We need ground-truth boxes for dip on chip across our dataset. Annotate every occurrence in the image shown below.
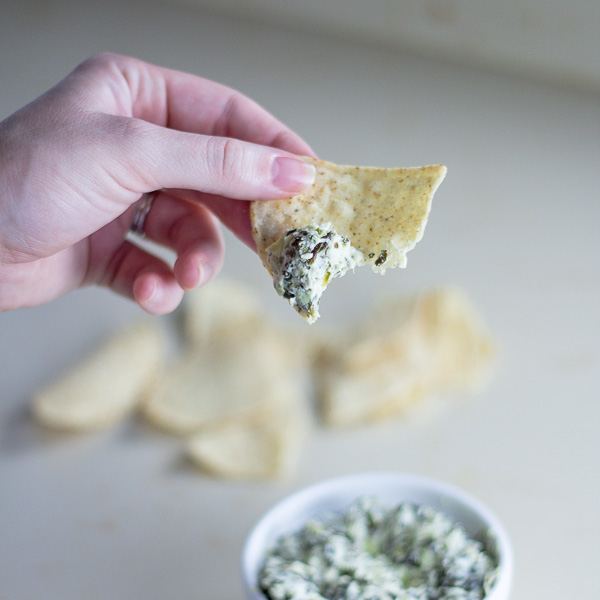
[251,158,447,323]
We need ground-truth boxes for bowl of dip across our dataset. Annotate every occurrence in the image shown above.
[242,472,513,600]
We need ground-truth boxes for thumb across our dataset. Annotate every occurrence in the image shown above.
[108,117,316,200]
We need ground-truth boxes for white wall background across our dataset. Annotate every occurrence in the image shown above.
[172,0,600,91]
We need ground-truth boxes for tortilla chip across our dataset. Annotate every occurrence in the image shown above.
[186,392,307,480]
[143,320,297,434]
[251,158,446,322]
[418,288,497,392]
[316,288,495,427]
[252,158,446,272]
[32,321,165,431]
[183,278,263,347]
[318,365,431,427]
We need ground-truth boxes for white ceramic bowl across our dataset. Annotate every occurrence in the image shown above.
[242,472,513,600]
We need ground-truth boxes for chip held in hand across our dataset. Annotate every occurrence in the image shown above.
[251,157,447,323]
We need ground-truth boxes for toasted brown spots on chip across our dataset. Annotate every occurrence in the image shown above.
[251,157,446,275]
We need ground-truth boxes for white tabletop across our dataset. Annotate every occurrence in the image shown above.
[1,1,599,599]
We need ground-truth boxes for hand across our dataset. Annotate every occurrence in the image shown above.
[0,53,316,314]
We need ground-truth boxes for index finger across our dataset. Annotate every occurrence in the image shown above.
[73,53,316,156]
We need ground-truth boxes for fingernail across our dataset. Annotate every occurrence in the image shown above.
[136,276,163,313]
[272,157,316,193]
[139,277,158,302]
[197,261,212,288]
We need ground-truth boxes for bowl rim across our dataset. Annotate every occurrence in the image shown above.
[242,471,513,600]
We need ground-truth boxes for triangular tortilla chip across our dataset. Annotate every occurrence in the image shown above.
[251,158,446,323]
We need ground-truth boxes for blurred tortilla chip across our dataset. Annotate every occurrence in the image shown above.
[317,288,496,427]
[32,321,165,431]
[143,320,299,434]
[186,392,307,480]
[183,278,264,347]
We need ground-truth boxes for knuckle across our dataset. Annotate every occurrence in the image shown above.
[121,116,151,140]
[92,116,161,191]
[76,53,144,83]
[111,116,154,147]
[205,136,245,184]
[86,51,118,65]
[77,52,120,75]
[270,129,297,152]
[97,115,154,155]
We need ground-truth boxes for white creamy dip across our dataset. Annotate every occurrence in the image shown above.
[258,497,499,600]
[266,224,363,323]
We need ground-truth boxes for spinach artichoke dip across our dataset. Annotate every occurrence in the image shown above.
[258,497,499,600]
[266,224,363,323]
